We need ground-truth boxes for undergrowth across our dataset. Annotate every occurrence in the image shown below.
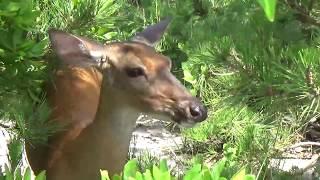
[0,0,320,179]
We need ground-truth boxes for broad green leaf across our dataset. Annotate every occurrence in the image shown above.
[183,164,202,180]
[143,170,153,180]
[34,171,46,180]
[23,168,31,180]
[257,0,277,22]
[231,167,246,180]
[100,170,111,180]
[104,32,118,40]
[123,160,138,178]
[135,172,143,180]
[183,68,196,84]
[201,168,212,180]
[111,174,121,180]
[219,178,227,180]
[14,168,22,180]
[244,175,256,180]
[28,39,48,57]
[152,165,161,180]
[1,2,21,13]
[159,159,168,172]
[4,164,13,180]
[210,159,226,179]
[231,167,256,180]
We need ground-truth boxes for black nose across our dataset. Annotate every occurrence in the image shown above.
[188,103,207,122]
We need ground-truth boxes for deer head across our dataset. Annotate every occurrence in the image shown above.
[48,18,207,127]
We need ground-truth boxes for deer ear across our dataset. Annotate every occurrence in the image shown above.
[131,17,172,47]
[49,29,107,67]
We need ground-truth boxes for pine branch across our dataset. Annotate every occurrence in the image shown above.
[283,0,320,27]
[308,0,315,12]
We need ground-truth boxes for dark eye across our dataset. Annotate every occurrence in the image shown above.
[125,67,145,78]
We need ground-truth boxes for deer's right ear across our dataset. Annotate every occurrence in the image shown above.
[131,17,172,47]
[49,29,107,67]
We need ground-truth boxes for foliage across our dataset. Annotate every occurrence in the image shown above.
[0,0,320,179]
[100,159,255,180]
[0,158,255,180]
[0,166,45,180]
[0,0,54,174]
[118,0,320,178]
[257,0,277,21]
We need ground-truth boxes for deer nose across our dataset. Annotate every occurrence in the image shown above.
[188,102,207,122]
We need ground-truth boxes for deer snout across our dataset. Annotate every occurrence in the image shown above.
[186,100,207,122]
[175,98,208,127]
[187,101,207,122]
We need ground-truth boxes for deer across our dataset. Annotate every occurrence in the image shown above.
[25,19,208,180]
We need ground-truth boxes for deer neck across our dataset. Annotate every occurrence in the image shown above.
[79,78,140,174]
[94,83,140,140]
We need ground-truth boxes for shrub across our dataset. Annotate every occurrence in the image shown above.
[101,159,255,180]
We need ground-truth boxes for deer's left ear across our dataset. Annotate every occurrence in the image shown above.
[48,29,109,68]
[131,17,172,47]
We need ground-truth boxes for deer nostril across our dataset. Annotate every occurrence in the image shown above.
[189,104,202,118]
[188,103,207,122]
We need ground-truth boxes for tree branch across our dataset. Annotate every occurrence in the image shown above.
[283,0,320,27]
[0,123,10,129]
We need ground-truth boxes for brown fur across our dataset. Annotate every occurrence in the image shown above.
[26,25,207,180]
[26,67,102,175]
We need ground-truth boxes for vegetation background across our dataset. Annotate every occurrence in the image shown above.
[0,0,319,179]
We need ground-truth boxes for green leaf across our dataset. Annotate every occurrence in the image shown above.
[14,168,22,180]
[4,164,13,180]
[257,0,277,22]
[135,172,143,180]
[201,168,211,180]
[23,168,31,180]
[183,164,202,180]
[219,178,227,180]
[28,39,47,57]
[231,167,246,180]
[100,170,111,180]
[34,171,46,180]
[210,159,226,180]
[231,167,256,180]
[183,68,196,84]
[123,160,138,178]
[244,175,256,180]
[159,159,168,172]
[104,32,118,40]
[111,174,121,180]
[152,165,161,180]
[143,170,153,180]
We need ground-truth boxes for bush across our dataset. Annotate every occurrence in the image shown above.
[1,0,320,179]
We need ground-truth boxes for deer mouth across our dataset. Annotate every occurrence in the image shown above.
[161,102,208,128]
[141,96,208,127]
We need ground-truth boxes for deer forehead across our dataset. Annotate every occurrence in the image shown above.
[107,42,172,72]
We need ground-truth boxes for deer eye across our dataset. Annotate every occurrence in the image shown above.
[125,67,145,78]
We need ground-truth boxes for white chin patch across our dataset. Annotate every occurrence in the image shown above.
[178,121,197,128]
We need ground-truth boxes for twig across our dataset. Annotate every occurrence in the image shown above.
[0,123,10,129]
[287,141,320,150]
[210,71,235,76]
[283,0,320,27]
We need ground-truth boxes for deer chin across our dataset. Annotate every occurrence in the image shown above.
[150,106,198,128]
[170,114,199,128]
[178,121,197,128]
[146,112,197,128]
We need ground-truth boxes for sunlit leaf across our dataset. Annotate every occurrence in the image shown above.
[257,0,277,22]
